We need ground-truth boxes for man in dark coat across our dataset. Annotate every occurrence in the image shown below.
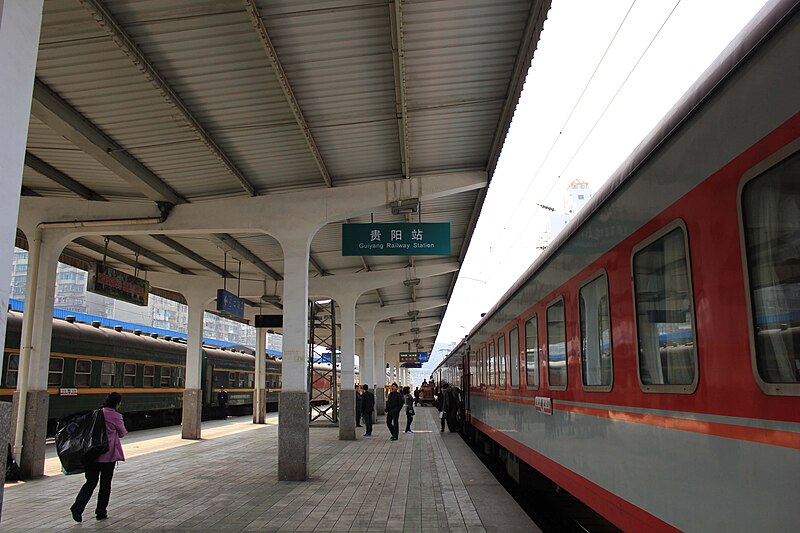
[355,385,363,427]
[360,384,375,436]
[385,382,404,441]
[413,387,421,406]
[217,385,229,419]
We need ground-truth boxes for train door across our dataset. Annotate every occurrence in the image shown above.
[463,347,471,420]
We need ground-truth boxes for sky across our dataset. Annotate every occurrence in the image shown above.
[423,0,770,377]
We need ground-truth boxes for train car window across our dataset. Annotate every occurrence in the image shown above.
[481,346,487,387]
[75,359,92,387]
[5,353,19,387]
[632,222,697,393]
[740,153,800,395]
[525,316,539,389]
[48,357,65,387]
[143,365,155,387]
[100,361,115,387]
[123,363,136,387]
[488,341,496,388]
[160,367,171,387]
[498,335,507,388]
[580,271,613,391]
[239,372,246,388]
[229,372,236,387]
[176,367,185,388]
[547,298,567,390]
[509,328,520,388]
[248,373,254,388]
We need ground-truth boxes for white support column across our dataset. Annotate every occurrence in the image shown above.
[16,234,59,478]
[1,0,44,487]
[276,237,311,481]
[253,327,266,424]
[337,295,357,440]
[182,295,207,440]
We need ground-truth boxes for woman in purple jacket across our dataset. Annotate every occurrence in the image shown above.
[70,392,127,522]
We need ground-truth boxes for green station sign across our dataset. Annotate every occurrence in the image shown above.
[399,352,420,363]
[342,223,450,256]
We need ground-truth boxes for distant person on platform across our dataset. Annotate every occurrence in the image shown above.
[361,384,375,436]
[413,386,421,407]
[218,385,229,419]
[442,383,459,432]
[403,386,416,433]
[385,383,404,441]
[421,379,428,387]
[70,392,127,523]
[355,384,363,427]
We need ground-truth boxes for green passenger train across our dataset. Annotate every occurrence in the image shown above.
[0,311,283,435]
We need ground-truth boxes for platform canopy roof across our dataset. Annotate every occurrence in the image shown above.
[19,0,550,350]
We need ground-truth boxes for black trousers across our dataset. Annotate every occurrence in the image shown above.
[72,461,115,516]
[355,405,362,426]
[363,411,373,435]
[386,409,400,438]
[405,413,414,432]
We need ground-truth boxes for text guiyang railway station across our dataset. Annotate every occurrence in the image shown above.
[342,223,450,256]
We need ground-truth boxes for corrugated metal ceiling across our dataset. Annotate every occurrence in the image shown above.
[21,0,551,347]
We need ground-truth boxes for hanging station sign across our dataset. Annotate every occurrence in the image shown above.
[87,263,149,306]
[216,289,245,319]
[342,223,451,256]
[399,352,420,363]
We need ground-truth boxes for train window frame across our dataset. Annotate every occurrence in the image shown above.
[5,352,19,387]
[631,219,699,394]
[509,327,520,389]
[176,367,185,388]
[546,296,568,391]
[488,341,496,388]
[143,365,155,387]
[579,269,614,392]
[497,334,507,388]
[100,361,115,387]
[75,359,92,387]
[738,148,800,396]
[160,367,171,387]
[123,363,137,387]
[48,356,65,387]
[481,345,487,388]
[524,314,540,390]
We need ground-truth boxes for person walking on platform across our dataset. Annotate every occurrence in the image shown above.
[217,385,229,419]
[70,392,127,522]
[437,383,450,432]
[386,382,404,440]
[413,386,421,407]
[355,385,363,427]
[403,386,415,433]
[361,384,375,436]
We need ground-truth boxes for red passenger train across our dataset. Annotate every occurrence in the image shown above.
[434,1,800,531]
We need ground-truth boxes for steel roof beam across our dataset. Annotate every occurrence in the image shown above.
[105,235,191,275]
[243,0,333,188]
[390,1,411,179]
[31,79,184,205]
[78,0,257,197]
[209,234,283,281]
[309,255,328,277]
[73,237,149,271]
[24,152,106,201]
[150,235,232,279]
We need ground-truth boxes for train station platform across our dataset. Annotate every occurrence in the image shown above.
[2,407,539,532]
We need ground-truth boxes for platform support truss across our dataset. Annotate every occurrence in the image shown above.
[308,300,338,423]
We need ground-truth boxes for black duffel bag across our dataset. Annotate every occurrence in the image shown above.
[55,409,109,475]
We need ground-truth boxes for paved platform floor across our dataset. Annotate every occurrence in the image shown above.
[2,407,539,532]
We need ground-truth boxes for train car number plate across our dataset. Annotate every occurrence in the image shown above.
[59,388,78,396]
[534,396,552,415]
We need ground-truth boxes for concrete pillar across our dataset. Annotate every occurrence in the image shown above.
[181,296,206,439]
[253,327,267,424]
[276,238,310,481]
[337,296,356,440]
[17,236,59,478]
[0,402,9,516]
[1,0,44,486]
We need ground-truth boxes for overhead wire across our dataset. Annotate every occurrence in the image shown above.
[479,0,683,285]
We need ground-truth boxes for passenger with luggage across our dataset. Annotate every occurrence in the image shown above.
[70,392,127,522]
[361,384,375,436]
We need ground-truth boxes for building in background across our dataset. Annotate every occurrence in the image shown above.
[9,248,262,347]
[538,179,593,249]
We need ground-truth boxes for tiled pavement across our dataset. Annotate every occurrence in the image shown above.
[2,407,538,532]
